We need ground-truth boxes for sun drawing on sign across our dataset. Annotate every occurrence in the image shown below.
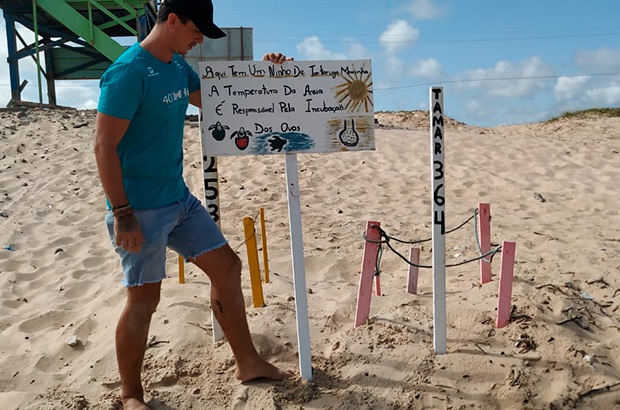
[333,65,373,113]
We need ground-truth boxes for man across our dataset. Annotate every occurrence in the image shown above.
[94,0,292,408]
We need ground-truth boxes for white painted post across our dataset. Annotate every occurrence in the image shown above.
[199,116,225,343]
[430,87,447,354]
[284,153,313,380]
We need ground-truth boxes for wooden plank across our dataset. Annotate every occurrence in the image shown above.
[354,221,381,328]
[496,241,516,328]
[243,217,265,308]
[478,203,492,284]
[407,247,420,295]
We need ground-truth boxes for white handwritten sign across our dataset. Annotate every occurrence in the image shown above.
[199,60,375,157]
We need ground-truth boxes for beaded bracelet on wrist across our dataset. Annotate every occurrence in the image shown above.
[111,203,131,211]
[112,206,133,217]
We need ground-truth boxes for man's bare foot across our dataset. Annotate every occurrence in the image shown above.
[123,397,152,410]
[235,358,294,382]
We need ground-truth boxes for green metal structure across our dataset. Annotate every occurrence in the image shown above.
[1,0,157,107]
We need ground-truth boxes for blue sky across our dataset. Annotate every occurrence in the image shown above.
[2,0,620,126]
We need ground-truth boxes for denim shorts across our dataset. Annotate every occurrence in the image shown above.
[105,191,228,287]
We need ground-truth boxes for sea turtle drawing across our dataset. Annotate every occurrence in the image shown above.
[268,135,288,152]
[208,121,230,141]
[231,127,252,150]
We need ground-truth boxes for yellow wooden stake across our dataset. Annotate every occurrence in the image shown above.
[259,208,270,283]
[243,216,265,307]
[178,255,185,284]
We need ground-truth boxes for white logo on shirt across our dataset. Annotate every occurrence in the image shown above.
[162,87,190,104]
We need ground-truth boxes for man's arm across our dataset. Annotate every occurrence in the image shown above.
[94,112,144,253]
[94,112,131,207]
[189,90,202,109]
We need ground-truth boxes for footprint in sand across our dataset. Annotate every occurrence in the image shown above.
[82,255,108,269]
[17,310,74,333]
[231,386,249,410]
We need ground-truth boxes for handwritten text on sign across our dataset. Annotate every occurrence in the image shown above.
[199,60,375,157]
[431,88,445,235]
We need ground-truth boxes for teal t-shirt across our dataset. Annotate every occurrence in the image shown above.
[98,43,201,210]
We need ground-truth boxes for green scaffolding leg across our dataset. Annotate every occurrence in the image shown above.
[35,0,127,62]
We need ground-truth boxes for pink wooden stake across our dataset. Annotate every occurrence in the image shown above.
[407,247,420,295]
[375,270,381,296]
[354,221,381,328]
[496,241,516,328]
[478,203,492,285]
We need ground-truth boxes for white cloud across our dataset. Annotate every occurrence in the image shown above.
[554,76,590,101]
[296,36,346,60]
[406,0,444,19]
[296,35,370,61]
[465,99,482,113]
[385,56,405,77]
[586,82,620,105]
[342,38,371,60]
[0,18,39,106]
[55,82,100,108]
[574,48,620,72]
[0,49,12,105]
[411,58,443,78]
[555,74,620,107]
[380,20,419,55]
[83,98,98,109]
[459,57,553,98]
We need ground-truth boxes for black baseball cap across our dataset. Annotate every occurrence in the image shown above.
[160,0,226,39]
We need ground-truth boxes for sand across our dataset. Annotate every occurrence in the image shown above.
[1,108,620,409]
